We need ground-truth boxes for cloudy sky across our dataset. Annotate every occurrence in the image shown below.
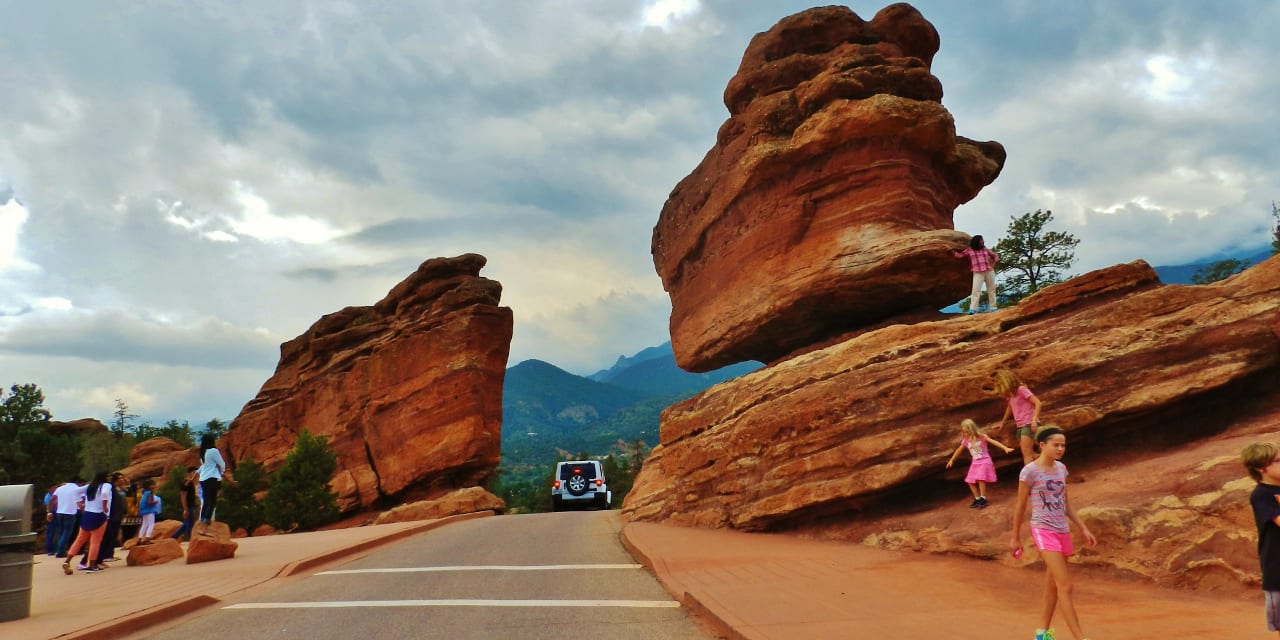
[2,1,1277,426]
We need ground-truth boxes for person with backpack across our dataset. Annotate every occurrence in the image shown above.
[136,478,162,544]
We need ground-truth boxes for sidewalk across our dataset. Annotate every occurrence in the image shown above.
[620,521,1260,640]
[6,512,491,640]
[6,513,1262,640]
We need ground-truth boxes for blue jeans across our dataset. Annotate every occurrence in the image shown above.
[171,511,195,540]
[45,517,60,554]
[53,513,77,556]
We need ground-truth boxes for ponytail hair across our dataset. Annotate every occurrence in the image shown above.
[199,433,217,463]
[85,470,109,502]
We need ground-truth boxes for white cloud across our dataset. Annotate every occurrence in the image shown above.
[0,0,1277,425]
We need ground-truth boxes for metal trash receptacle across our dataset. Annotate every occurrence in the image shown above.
[0,484,35,623]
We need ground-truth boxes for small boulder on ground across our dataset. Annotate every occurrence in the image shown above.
[127,538,184,566]
[186,521,238,564]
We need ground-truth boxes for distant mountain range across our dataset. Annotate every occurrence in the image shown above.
[501,343,759,468]
[1151,248,1271,284]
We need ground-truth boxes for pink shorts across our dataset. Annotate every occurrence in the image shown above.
[1030,528,1074,556]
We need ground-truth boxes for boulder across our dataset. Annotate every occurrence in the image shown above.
[372,486,505,525]
[251,524,276,537]
[127,538,184,566]
[186,521,238,564]
[652,4,1005,371]
[623,257,1280,537]
[221,254,513,512]
[117,438,197,483]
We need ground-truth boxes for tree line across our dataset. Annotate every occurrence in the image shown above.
[0,384,341,534]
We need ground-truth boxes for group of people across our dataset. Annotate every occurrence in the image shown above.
[42,434,229,574]
[947,362,1279,640]
[944,368,1094,640]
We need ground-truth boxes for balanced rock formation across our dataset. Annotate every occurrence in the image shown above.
[652,4,1005,372]
[623,256,1280,589]
[222,254,513,512]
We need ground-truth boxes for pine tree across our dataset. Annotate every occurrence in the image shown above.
[263,430,340,531]
[218,457,269,532]
[993,209,1080,304]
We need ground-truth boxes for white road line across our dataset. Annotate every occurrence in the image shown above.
[225,599,681,610]
[317,564,643,575]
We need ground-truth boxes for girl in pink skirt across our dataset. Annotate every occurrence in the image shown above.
[946,418,1014,508]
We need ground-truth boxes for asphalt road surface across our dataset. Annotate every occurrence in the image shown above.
[136,510,711,640]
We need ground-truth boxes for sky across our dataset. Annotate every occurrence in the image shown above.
[1,1,1277,426]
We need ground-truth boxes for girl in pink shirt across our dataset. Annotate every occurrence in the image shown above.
[994,369,1043,464]
[953,234,999,314]
[945,418,1014,508]
[1010,426,1097,640]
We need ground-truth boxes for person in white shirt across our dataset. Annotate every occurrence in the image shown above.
[51,477,86,557]
[196,434,227,535]
[62,471,113,573]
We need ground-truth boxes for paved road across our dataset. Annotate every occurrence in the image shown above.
[133,510,709,640]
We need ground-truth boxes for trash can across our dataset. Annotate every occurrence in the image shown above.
[0,484,35,623]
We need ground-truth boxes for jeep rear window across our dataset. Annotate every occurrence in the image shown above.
[559,464,597,480]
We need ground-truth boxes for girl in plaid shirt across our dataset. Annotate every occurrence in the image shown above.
[954,235,999,313]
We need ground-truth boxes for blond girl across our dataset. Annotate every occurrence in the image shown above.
[946,418,1014,508]
[994,369,1043,464]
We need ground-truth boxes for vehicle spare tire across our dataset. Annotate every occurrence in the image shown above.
[567,473,588,496]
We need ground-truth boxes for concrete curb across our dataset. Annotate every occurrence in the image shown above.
[64,595,221,640]
[63,510,495,640]
[618,522,745,640]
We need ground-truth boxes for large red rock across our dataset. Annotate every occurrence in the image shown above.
[653,4,1005,371]
[623,256,1280,591]
[221,254,513,512]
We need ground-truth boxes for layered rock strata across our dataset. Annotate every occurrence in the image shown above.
[624,258,1280,540]
[221,254,513,512]
[652,4,1005,371]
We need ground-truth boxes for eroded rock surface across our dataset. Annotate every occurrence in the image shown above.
[653,4,1005,371]
[371,486,505,525]
[222,254,513,512]
[624,257,1280,590]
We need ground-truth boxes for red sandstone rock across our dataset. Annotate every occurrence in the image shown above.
[653,4,1005,371]
[221,254,513,512]
[623,257,1280,592]
[186,521,238,564]
[126,538,184,566]
[48,418,107,436]
[251,524,276,537]
[371,486,506,525]
[117,437,197,483]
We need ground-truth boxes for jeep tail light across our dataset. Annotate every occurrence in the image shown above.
[595,479,603,486]
[553,480,561,489]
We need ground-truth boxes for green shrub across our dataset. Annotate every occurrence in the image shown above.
[263,430,340,531]
[219,458,268,532]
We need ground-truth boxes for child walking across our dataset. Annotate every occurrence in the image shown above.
[946,418,1015,508]
[953,234,999,313]
[1242,441,1280,638]
[994,369,1043,464]
[1010,426,1097,640]
[137,478,161,544]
